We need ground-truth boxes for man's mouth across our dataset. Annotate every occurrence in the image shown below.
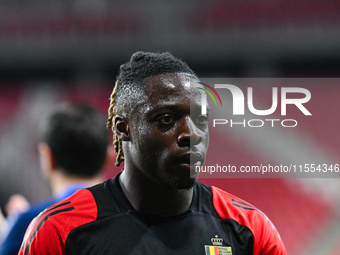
[178,153,203,168]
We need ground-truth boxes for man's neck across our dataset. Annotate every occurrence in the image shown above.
[119,169,194,215]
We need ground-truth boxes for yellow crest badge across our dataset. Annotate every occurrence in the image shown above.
[205,235,232,255]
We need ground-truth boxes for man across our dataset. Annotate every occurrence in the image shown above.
[19,52,287,254]
[0,103,111,255]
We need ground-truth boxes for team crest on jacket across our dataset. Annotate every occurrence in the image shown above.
[205,235,232,255]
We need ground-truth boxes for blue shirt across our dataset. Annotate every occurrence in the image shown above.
[0,184,89,255]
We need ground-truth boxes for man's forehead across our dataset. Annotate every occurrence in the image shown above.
[128,73,203,116]
[143,73,200,94]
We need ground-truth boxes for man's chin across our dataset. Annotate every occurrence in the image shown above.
[164,178,198,190]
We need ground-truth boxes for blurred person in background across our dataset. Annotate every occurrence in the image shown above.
[4,195,30,217]
[0,103,112,255]
[0,209,4,243]
[0,195,29,247]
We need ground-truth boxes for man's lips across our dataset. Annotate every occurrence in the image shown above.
[178,153,203,166]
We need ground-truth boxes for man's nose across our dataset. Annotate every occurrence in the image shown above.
[177,116,202,147]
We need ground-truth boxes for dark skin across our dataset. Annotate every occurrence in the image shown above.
[115,73,209,215]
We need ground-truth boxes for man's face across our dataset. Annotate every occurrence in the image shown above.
[127,73,209,189]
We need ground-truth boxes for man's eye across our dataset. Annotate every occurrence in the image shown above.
[158,115,174,125]
[197,115,208,124]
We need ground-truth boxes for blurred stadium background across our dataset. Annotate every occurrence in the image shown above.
[0,0,340,254]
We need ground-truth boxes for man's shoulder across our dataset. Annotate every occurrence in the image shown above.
[195,182,259,221]
[22,199,57,220]
[19,188,99,255]
[17,184,101,239]
[209,185,274,229]
[36,187,99,228]
[210,185,258,218]
[196,183,258,219]
[208,185,286,254]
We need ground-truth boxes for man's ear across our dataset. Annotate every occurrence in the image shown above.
[114,115,130,141]
[38,143,57,178]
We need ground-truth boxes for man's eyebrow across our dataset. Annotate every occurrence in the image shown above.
[147,104,183,113]
[146,103,210,116]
